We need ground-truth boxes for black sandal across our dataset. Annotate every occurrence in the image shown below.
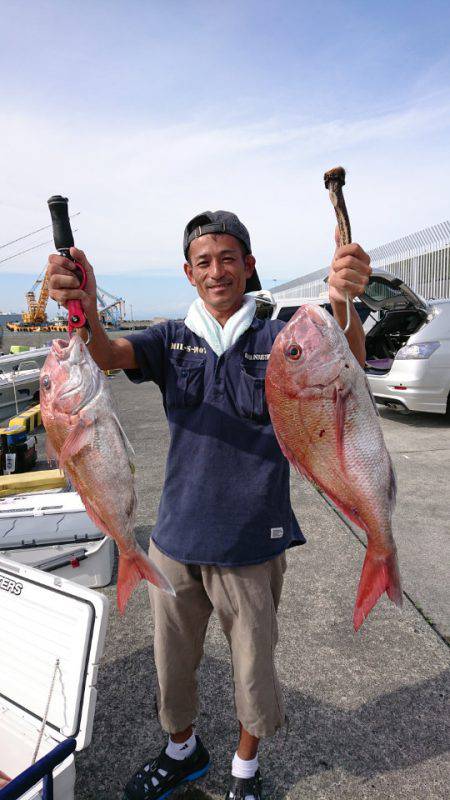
[123,736,210,800]
[225,769,263,800]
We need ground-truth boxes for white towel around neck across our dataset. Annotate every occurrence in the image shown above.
[184,296,257,356]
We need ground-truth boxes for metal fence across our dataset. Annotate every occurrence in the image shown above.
[272,221,450,301]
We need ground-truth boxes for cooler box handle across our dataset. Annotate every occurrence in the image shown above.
[0,737,76,799]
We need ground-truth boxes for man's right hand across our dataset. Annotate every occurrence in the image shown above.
[47,247,97,320]
[47,247,138,371]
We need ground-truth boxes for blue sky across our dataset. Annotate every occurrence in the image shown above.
[1,1,449,318]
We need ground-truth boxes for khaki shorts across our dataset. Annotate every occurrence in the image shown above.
[148,541,287,738]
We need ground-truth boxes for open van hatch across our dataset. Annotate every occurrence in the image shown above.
[359,270,431,375]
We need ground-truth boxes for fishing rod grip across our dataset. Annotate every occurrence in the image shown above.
[47,195,74,253]
[47,195,88,332]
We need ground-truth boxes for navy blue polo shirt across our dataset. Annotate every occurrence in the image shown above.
[124,317,305,566]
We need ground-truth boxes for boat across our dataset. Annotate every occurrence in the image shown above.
[0,366,41,423]
[0,345,50,374]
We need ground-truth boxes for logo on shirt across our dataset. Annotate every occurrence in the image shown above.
[171,342,207,355]
[244,352,270,361]
[270,527,284,539]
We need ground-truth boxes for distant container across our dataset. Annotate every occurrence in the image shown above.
[10,345,32,354]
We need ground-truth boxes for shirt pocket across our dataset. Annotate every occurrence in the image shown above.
[236,365,270,424]
[166,359,206,409]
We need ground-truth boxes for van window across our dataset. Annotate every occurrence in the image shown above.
[275,301,371,325]
[255,302,274,320]
[277,306,301,322]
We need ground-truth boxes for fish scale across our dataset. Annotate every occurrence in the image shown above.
[266,304,402,630]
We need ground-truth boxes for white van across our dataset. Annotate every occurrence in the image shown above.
[256,272,450,415]
[358,271,450,415]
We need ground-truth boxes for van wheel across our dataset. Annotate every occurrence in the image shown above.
[445,393,450,417]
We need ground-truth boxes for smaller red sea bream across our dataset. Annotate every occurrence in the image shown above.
[266,304,402,630]
[40,335,174,612]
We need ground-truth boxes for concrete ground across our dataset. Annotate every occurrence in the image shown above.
[55,373,449,800]
[4,320,447,800]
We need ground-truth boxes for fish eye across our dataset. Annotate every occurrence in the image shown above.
[286,343,302,361]
[42,375,51,390]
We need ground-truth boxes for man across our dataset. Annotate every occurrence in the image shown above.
[47,211,371,800]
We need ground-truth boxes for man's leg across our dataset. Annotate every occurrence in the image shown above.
[237,722,259,759]
[122,543,213,800]
[204,553,287,799]
[149,542,213,734]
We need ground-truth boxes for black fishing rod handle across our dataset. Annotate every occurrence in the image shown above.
[47,195,74,256]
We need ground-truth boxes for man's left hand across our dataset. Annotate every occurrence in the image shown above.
[328,227,371,304]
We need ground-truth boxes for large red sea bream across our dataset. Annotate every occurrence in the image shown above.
[266,305,402,630]
[40,335,174,612]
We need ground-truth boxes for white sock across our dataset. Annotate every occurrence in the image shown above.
[231,752,259,800]
[165,731,197,761]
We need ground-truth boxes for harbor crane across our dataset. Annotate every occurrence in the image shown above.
[24,272,50,325]
[96,286,126,328]
[7,269,50,330]
[7,273,126,332]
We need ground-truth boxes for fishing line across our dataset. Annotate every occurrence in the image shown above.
[0,230,79,265]
[0,213,80,250]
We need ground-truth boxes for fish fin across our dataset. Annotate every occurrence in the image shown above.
[112,413,135,461]
[333,385,352,475]
[322,489,370,533]
[117,545,175,614]
[363,374,380,416]
[272,430,306,476]
[353,547,403,631]
[59,417,94,467]
[77,494,110,539]
[388,457,397,510]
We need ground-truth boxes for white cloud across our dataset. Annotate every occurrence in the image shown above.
[1,95,449,290]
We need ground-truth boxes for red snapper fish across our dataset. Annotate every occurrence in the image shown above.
[40,335,174,612]
[266,305,402,630]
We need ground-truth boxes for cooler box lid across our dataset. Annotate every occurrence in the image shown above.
[0,555,109,751]
[0,491,101,548]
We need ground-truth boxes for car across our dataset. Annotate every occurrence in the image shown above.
[359,271,450,415]
[255,271,450,415]
[255,291,377,333]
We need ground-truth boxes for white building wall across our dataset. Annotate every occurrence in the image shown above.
[272,221,450,301]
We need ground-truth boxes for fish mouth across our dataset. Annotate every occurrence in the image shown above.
[52,337,75,361]
[306,305,328,326]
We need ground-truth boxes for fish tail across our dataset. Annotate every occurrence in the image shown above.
[353,546,403,631]
[117,545,175,614]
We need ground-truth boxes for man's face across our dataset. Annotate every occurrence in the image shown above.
[184,234,256,317]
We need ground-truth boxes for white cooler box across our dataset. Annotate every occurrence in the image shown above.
[0,556,109,799]
[0,491,115,588]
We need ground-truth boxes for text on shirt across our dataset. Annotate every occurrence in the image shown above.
[171,342,207,355]
[244,352,270,361]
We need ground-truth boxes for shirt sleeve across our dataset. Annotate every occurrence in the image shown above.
[122,323,167,387]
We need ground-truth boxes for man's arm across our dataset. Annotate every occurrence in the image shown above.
[328,229,371,368]
[46,247,137,370]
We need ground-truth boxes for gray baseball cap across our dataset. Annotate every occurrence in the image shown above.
[183,210,261,292]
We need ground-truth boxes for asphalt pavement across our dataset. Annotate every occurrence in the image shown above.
[60,372,449,800]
